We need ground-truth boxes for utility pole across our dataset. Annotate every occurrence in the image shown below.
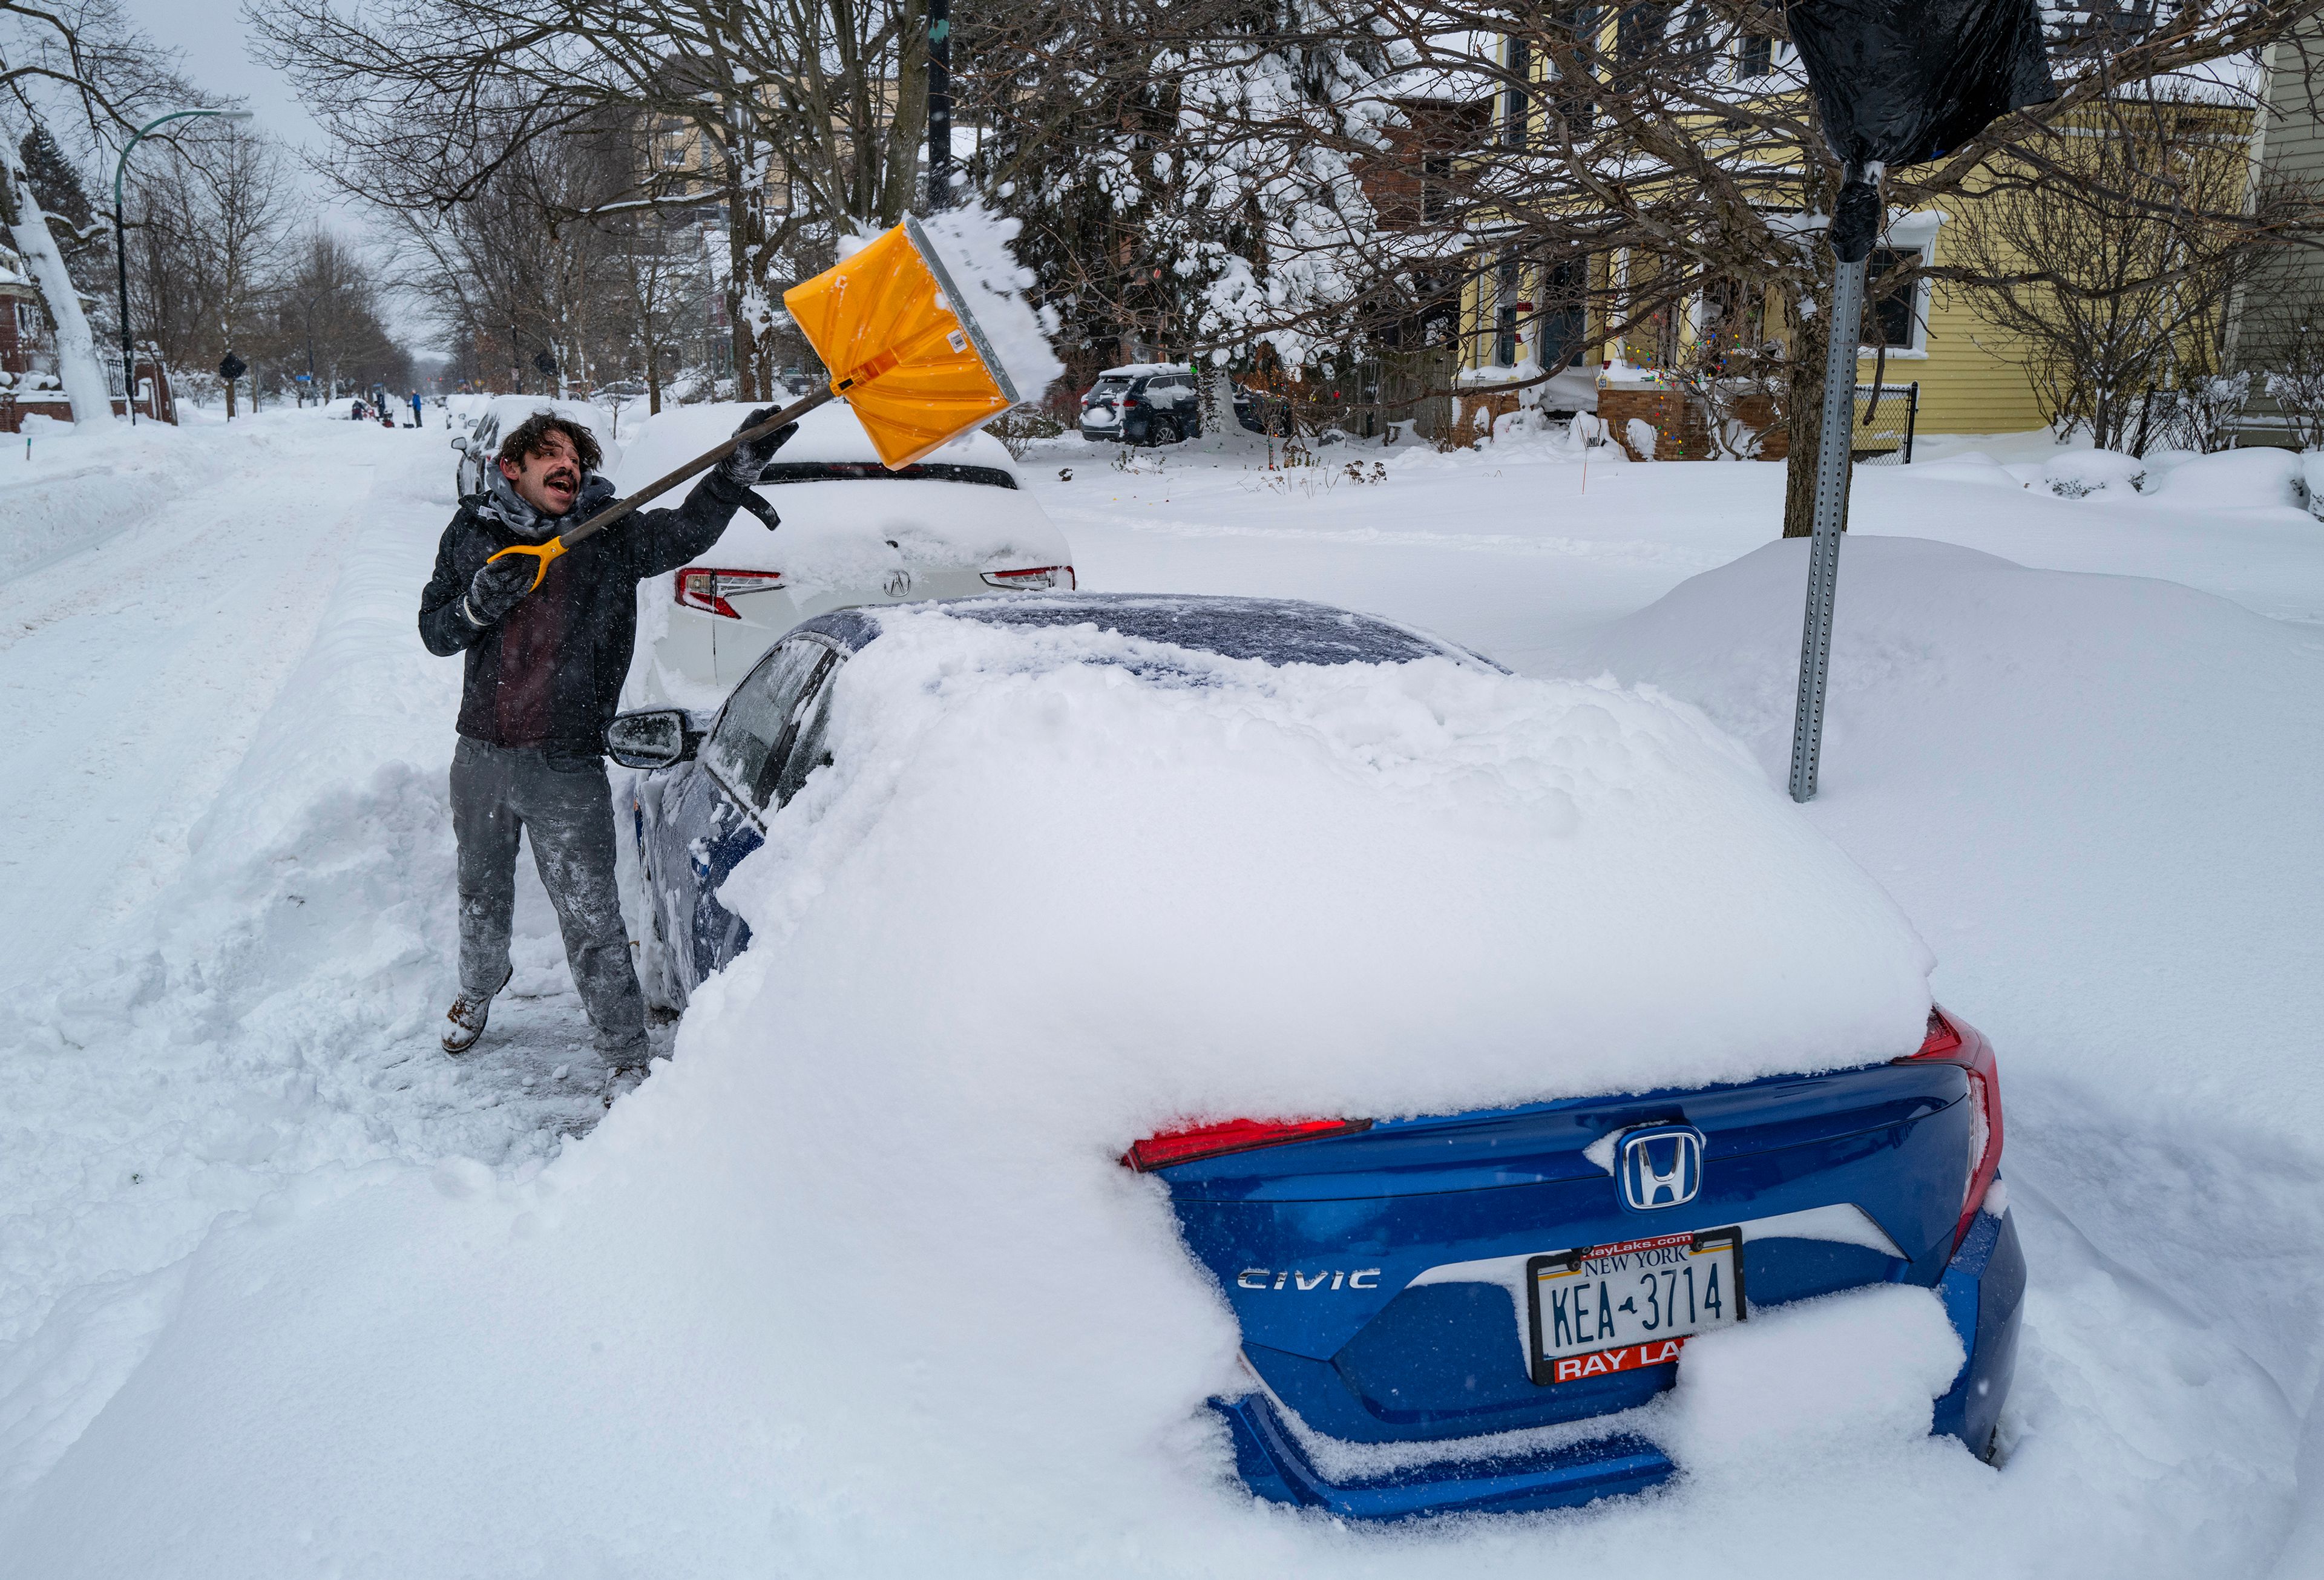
[927,0,952,210]
[510,323,522,394]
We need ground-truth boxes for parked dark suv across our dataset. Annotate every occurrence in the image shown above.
[1078,364,1204,445]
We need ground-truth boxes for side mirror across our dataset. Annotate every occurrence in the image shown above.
[450,435,470,453]
[605,709,699,770]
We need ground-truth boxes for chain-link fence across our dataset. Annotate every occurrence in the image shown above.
[1853,381,1919,464]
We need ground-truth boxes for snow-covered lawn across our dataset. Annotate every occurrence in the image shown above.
[0,412,2315,1575]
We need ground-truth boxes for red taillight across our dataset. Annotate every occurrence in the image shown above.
[1124,1116,1371,1173]
[980,565,1077,592]
[675,566,786,619]
[1897,1008,2003,1252]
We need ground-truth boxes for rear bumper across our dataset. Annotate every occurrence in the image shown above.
[1213,1202,2025,1521]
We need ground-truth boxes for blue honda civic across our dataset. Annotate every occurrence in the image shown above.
[606,592,2023,1523]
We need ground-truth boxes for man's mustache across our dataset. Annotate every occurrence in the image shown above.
[544,468,578,491]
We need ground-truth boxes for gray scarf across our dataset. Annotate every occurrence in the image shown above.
[481,467,618,540]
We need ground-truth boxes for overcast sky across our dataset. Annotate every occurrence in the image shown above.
[116,0,436,348]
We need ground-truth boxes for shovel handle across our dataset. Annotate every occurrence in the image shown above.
[485,534,568,593]
[562,385,838,551]
[482,385,842,591]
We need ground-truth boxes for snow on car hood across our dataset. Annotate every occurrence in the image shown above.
[1,606,1940,1576]
[612,402,1059,591]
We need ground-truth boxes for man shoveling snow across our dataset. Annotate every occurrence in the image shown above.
[418,408,795,1069]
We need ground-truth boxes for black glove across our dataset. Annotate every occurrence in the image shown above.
[465,552,540,626]
[718,406,798,486]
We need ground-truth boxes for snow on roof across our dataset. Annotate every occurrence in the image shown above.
[1094,362,1192,378]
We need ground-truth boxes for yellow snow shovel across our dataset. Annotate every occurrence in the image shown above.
[486,214,1025,591]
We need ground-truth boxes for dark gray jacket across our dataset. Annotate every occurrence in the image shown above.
[418,470,750,759]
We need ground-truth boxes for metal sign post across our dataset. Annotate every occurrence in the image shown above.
[1786,204,1872,804]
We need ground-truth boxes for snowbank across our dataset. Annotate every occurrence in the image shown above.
[2038,449,2144,497]
[0,605,1945,1575]
[0,414,274,582]
[1574,534,2324,1573]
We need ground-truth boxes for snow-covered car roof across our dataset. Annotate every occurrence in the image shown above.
[1092,362,1192,380]
[471,395,619,451]
[719,593,1934,1111]
[618,399,1019,477]
[612,401,1055,588]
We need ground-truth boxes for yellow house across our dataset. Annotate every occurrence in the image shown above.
[1442,30,2215,450]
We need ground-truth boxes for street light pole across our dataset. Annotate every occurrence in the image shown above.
[927,0,952,211]
[113,108,254,425]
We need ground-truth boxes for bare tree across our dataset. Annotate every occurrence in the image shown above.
[264,227,413,398]
[1337,0,2324,531]
[125,121,292,411]
[2253,278,2324,448]
[253,0,934,401]
[1937,87,2288,452]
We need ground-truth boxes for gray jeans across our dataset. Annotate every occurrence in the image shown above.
[450,737,649,1064]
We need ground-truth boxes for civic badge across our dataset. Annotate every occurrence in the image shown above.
[1617,1125,1705,1212]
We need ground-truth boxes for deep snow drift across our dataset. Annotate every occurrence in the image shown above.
[2,409,2317,1576]
[1,603,1951,1577]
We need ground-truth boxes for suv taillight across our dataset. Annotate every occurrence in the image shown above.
[1897,1008,2003,1253]
[981,565,1076,591]
[675,567,786,618]
[1124,1117,1371,1172]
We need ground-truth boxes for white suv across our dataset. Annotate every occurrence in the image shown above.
[618,402,1074,711]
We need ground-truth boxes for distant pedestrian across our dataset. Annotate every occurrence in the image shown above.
[411,391,424,427]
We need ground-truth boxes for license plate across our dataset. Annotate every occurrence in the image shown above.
[1526,1227,1745,1385]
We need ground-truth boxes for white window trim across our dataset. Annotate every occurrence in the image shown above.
[1857,211,1944,358]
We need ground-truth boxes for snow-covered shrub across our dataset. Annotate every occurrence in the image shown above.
[2040,450,2145,498]
[984,407,1065,459]
[2141,446,2303,510]
[1626,416,1659,460]
[1492,405,1556,442]
[2145,373,2251,454]
[2301,451,2324,520]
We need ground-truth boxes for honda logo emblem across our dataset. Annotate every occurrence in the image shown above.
[1617,1126,1705,1212]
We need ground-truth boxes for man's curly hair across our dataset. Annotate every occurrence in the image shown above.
[496,411,602,474]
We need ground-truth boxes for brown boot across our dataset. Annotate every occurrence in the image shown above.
[441,965,513,1054]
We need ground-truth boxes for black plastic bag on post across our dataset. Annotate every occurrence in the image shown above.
[1786,0,2057,257]
[1780,0,2055,802]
